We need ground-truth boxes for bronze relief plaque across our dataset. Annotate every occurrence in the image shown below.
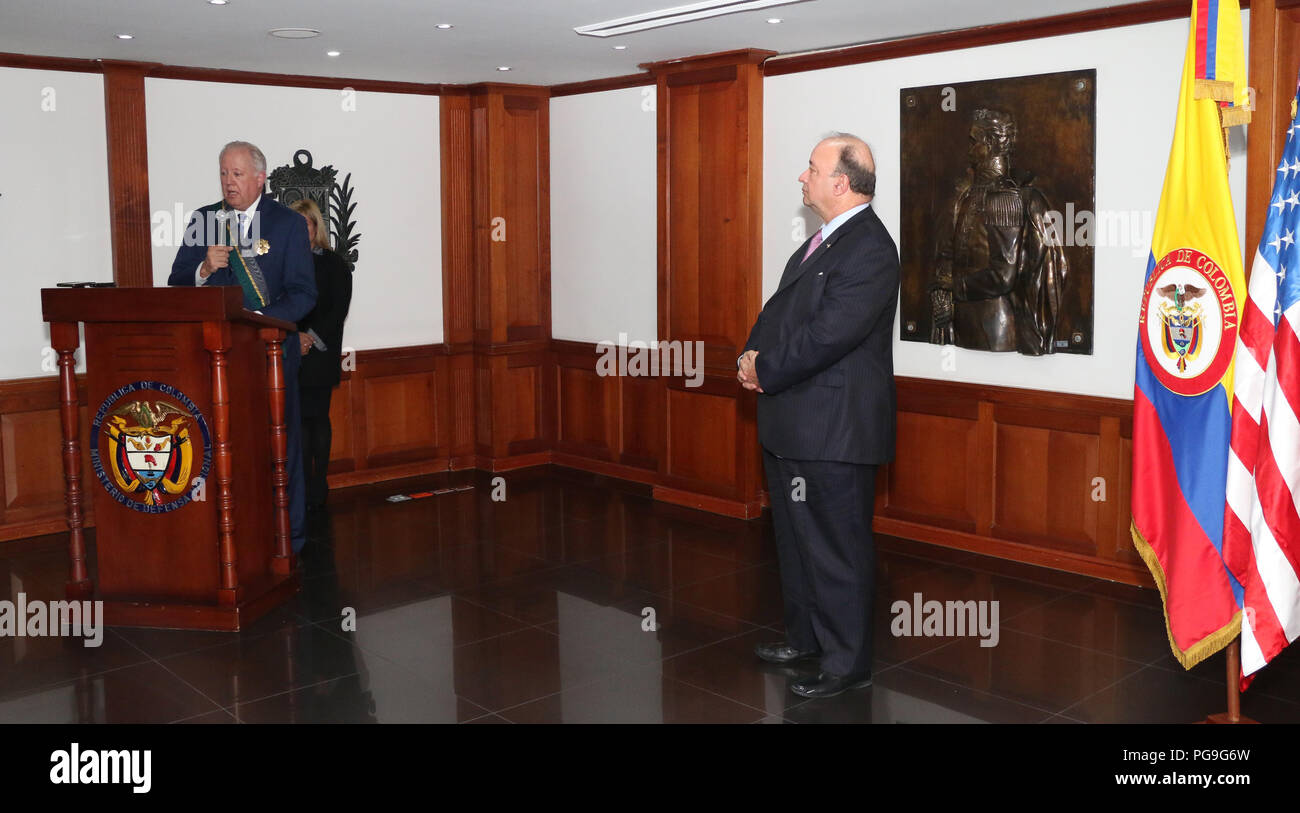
[899,70,1096,355]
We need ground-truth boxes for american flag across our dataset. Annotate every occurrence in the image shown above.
[1223,93,1300,679]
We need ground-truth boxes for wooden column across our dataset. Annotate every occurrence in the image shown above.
[204,321,239,598]
[262,328,292,574]
[461,83,554,470]
[441,88,479,469]
[101,61,155,288]
[644,49,773,518]
[1246,0,1300,260]
[51,321,92,599]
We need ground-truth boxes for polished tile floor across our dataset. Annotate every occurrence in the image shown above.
[1,465,1298,724]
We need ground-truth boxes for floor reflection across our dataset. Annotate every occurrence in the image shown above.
[0,466,1297,723]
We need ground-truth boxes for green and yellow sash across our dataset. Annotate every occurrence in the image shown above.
[221,204,269,310]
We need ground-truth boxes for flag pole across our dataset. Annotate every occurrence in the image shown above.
[1205,638,1258,723]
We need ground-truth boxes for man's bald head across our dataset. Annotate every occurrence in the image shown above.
[800,133,876,221]
[821,133,876,199]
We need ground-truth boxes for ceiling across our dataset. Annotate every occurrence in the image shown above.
[0,0,1138,86]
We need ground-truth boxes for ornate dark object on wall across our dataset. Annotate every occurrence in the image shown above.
[900,70,1095,355]
[268,149,361,268]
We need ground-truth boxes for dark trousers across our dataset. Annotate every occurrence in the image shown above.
[763,449,877,676]
[300,385,334,510]
[282,336,306,554]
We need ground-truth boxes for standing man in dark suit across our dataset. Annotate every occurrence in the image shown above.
[738,133,899,698]
[168,140,317,556]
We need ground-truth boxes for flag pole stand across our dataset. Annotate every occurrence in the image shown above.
[1204,640,1259,724]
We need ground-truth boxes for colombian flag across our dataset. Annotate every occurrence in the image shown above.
[1131,0,1249,669]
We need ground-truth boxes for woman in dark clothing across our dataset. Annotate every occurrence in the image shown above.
[289,199,353,510]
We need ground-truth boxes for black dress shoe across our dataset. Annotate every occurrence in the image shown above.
[754,642,822,664]
[789,671,872,698]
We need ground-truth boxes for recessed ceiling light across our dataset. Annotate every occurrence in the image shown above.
[209,0,228,5]
[766,17,782,23]
[116,33,134,40]
[327,50,341,57]
[497,66,512,71]
[268,28,321,39]
[613,45,628,50]
[436,23,454,30]
[576,0,810,37]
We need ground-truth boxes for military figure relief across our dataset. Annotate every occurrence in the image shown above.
[899,71,1096,356]
[928,108,1068,355]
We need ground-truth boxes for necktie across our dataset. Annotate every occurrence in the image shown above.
[237,213,249,242]
[801,229,824,264]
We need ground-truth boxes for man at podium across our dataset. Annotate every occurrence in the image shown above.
[167,140,316,556]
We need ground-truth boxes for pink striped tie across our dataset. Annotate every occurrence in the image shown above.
[801,229,824,263]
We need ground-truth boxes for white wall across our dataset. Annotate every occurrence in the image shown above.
[763,14,1249,400]
[0,68,111,379]
[551,86,658,345]
[145,80,442,349]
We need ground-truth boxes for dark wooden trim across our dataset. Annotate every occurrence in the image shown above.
[876,516,1153,587]
[666,65,738,87]
[641,48,776,74]
[475,451,554,471]
[466,82,552,96]
[550,72,656,97]
[102,62,154,288]
[0,52,442,93]
[0,52,102,73]
[894,375,1133,417]
[653,484,762,519]
[327,459,450,490]
[763,0,1215,76]
[146,64,442,94]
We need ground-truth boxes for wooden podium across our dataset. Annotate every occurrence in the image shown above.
[41,286,300,630]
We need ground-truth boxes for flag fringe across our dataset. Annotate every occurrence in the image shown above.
[1194,78,1236,102]
[1130,521,1242,669]
[1221,107,1252,127]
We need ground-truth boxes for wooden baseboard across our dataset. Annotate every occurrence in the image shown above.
[874,515,1153,586]
[653,485,763,519]
[326,458,450,489]
[551,452,659,486]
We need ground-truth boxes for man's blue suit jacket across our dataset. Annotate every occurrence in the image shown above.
[744,204,899,465]
[166,195,317,325]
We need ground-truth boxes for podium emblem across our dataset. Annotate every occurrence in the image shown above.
[90,381,212,514]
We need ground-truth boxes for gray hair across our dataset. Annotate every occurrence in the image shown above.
[220,140,267,174]
[822,131,876,197]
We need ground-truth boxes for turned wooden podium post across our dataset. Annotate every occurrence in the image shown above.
[42,286,300,630]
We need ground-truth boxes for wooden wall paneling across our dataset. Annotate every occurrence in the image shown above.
[464,84,553,468]
[620,373,664,472]
[554,342,617,460]
[877,378,1152,585]
[992,421,1101,556]
[646,50,771,517]
[0,376,94,542]
[102,61,155,288]
[991,402,1102,554]
[1114,419,1139,565]
[327,375,356,473]
[1097,415,1123,560]
[441,89,478,467]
